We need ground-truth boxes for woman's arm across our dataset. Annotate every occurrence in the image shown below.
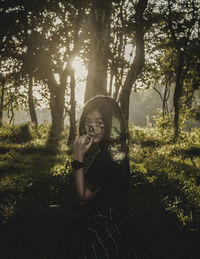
[74,166,100,204]
[73,134,100,204]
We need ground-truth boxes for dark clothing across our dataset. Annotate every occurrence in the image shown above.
[84,150,130,210]
[65,207,137,259]
[65,150,137,259]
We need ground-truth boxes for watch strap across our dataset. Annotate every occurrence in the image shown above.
[71,160,85,169]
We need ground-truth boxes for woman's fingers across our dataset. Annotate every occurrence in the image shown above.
[75,135,90,145]
[79,135,88,144]
[86,137,94,148]
[85,136,91,145]
[74,134,93,150]
[73,135,94,159]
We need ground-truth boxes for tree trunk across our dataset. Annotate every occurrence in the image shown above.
[153,83,170,117]
[0,78,5,127]
[163,83,170,116]
[67,69,76,145]
[173,52,184,140]
[48,83,65,144]
[119,0,148,133]
[47,6,84,144]
[113,75,121,102]
[84,0,111,102]
[9,97,15,124]
[28,77,38,126]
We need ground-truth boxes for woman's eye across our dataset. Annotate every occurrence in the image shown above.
[97,121,104,126]
[85,119,104,127]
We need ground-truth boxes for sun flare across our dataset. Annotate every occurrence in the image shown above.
[72,56,87,106]
[72,56,86,77]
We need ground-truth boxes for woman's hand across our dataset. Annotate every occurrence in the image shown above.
[73,134,94,161]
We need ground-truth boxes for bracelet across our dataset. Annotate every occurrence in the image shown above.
[71,160,85,170]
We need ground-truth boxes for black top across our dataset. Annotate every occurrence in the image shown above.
[84,149,130,210]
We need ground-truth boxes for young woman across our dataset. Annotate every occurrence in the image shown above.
[65,96,137,258]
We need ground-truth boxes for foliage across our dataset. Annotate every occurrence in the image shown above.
[128,122,200,257]
[0,123,32,143]
[129,121,200,227]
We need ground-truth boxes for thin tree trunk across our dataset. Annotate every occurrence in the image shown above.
[113,74,122,102]
[163,83,170,116]
[6,88,15,124]
[9,97,14,124]
[167,0,190,140]
[47,7,84,144]
[28,77,38,126]
[119,0,148,133]
[153,83,170,117]
[67,69,76,145]
[113,1,127,102]
[173,52,184,140]
[0,78,5,127]
[108,70,114,97]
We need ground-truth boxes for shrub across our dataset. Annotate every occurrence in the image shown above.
[0,123,32,143]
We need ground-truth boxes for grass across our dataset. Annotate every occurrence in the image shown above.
[0,122,200,258]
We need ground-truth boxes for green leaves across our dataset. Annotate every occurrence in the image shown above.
[129,121,200,231]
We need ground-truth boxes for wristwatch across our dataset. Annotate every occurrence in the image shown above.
[71,160,85,170]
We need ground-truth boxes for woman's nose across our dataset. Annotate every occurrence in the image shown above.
[88,125,95,132]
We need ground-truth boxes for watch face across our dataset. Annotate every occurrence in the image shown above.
[71,160,84,169]
[72,161,78,166]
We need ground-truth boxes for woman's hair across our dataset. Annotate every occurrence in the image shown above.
[79,95,127,151]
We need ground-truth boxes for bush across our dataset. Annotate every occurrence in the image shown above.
[38,121,51,140]
[0,123,32,143]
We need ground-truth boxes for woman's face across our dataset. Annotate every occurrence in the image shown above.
[84,110,105,143]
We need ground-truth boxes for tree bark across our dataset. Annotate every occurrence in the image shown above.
[0,78,5,127]
[28,76,38,126]
[153,83,170,117]
[48,81,65,144]
[173,52,184,140]
[9,96,14,124]
[119,0,148,133]
[167,0,189,140]
[84,0,111,102]
[163,83,170,116]
[67,68,76,145]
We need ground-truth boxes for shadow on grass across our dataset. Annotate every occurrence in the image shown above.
[127,166,200,259]
[0,142,75,259]
[0,142,63,176]
[166,154,200,184]
[1,143,200,258]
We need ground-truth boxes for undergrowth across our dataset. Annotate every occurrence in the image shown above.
[0,118,200,258]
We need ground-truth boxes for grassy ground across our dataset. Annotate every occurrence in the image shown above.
[0,123,200,258]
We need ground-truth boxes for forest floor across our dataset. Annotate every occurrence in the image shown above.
[0,123,200,258]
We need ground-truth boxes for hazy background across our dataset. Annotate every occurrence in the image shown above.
[3,86,200,128]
